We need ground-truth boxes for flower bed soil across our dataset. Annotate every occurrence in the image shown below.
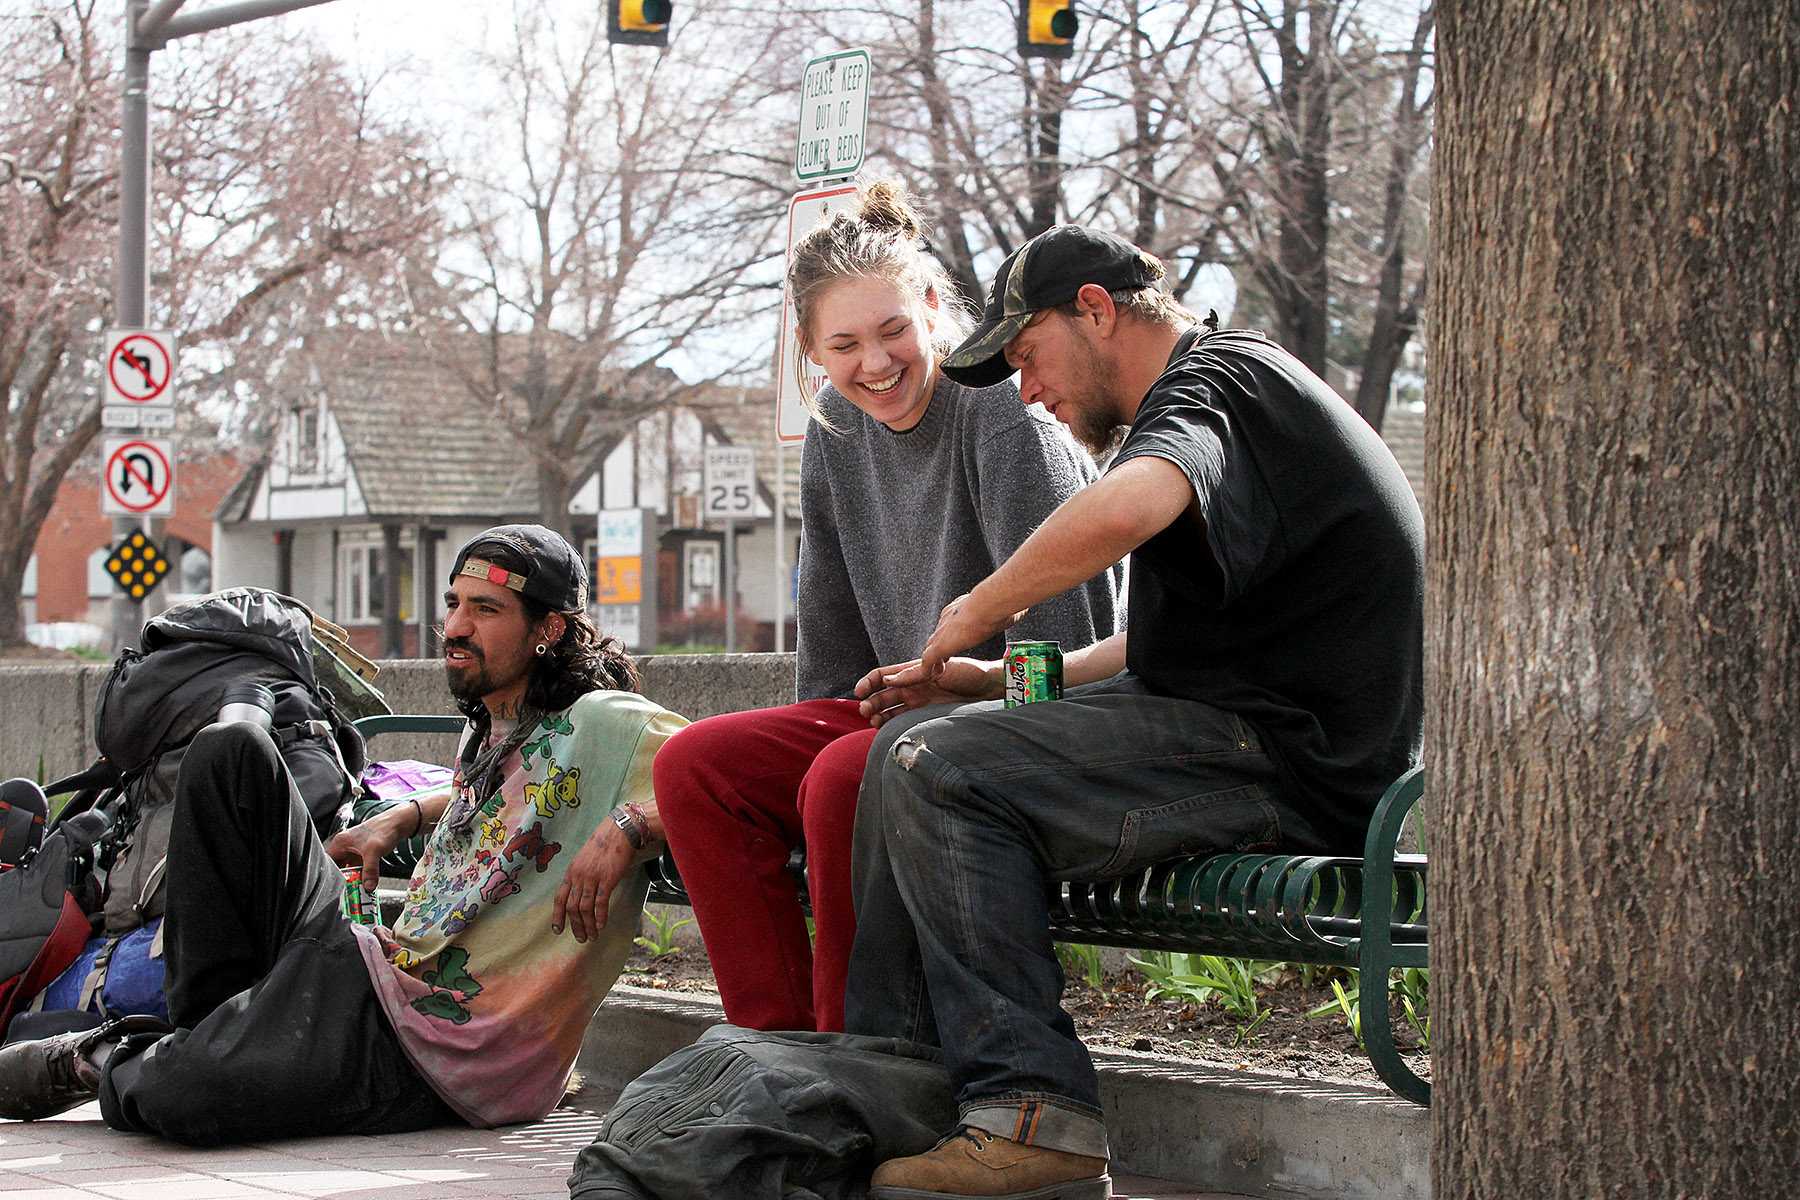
[621,944,1429,1089]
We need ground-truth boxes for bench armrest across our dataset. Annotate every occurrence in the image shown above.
[1358,763,1429,1105]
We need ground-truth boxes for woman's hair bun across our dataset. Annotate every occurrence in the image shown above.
[857,179,923,241]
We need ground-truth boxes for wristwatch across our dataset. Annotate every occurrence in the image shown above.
[611,804,650,851]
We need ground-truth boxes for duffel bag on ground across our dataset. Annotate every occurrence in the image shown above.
[568,1025,956,1200]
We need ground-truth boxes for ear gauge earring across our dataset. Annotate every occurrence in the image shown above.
[534,643,548,656]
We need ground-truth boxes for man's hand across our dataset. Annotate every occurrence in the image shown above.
[553,818,635,943]
[855,656,1004,726]
[324,814,406,893]
[916,591,1027,681]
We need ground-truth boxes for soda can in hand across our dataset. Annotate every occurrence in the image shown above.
[1004,640,1063,707]
[341,864,377,926]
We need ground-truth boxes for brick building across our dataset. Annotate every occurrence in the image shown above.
[24,449,243,633]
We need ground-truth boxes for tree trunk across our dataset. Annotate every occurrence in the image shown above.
[917,0,982,305]
[1429,2,1799,1196]
[537,459,575,545]
[1026,62,1067,236]
[0,558,27,649]
[1353,4,1434,433]
[1258,0,1335,375]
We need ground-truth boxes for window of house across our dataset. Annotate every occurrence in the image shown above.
[22,554,36,599]
[291,404,321,475]
[179,544,212,595]
[87,547,111,598]
[339,540,414,625]
[684,541,720,610]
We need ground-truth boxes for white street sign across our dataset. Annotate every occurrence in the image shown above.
[774,182,860,442]
[104,405,175,430]
[103,329,177,428]
[597,508,646,650]
[794,48,870,182]
[101,436,176,517]
[703,445,759,520]
[599,508,643,558]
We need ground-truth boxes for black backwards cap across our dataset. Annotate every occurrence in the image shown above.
[942,225,1166,388]
[448,524,587,613]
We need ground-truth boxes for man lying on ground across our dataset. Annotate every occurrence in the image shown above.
[843,226,1425,1200]
[0,525,686,1144]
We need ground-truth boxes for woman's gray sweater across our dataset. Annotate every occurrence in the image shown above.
[796,374,1123,700]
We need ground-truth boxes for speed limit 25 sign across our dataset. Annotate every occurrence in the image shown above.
[703,445,758,520]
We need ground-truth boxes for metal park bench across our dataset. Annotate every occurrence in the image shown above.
[355,714,1429,1106]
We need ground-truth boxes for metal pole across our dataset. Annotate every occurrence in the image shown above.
[158,0,343,40]
[111,0,154,652]
[773,443,785,653]
[134,0,188,44]
[723,518,736,653]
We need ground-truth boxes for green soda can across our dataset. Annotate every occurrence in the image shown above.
[341,865,377,926]
[1004,640,1063,708]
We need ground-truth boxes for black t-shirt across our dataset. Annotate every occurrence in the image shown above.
[1111,327,1424,850]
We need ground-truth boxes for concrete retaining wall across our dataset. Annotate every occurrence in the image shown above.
[0,653,798,782]
[579,987,1431,1200]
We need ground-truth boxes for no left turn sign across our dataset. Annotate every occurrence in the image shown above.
[101,436,176,517]
[106,330,175,405]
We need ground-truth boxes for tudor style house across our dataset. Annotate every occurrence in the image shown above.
[213,333,795,658]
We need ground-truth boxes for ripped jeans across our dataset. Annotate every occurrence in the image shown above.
[843,673,1324,1159]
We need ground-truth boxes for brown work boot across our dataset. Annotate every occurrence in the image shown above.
[0,1013,171,1121]
[870,1126,1111,1199]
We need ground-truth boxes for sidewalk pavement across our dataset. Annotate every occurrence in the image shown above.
[1,1104,1248,1199]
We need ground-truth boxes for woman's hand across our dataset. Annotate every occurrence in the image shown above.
[855,655,1004,726]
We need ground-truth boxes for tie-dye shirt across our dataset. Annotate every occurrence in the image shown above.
[351,689,687,1127]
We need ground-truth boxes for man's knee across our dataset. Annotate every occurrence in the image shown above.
[176,722,286,816]
[185,719,282,770]
[653,707,780,810]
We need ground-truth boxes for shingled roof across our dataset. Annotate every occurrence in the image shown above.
[311,334,541,519]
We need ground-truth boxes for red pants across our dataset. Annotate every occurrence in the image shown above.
[653,699,876,1032]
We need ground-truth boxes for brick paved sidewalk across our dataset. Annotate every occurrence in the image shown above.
[1,1103,1243,1199]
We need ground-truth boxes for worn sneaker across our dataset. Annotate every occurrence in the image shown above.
[0,1014,171,1121]
[870,1126,1111,1199]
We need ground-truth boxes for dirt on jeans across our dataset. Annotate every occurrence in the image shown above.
[621,944,1430,1090]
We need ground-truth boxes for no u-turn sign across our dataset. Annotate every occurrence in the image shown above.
[101,436,176,516]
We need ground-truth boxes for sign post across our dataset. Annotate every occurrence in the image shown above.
[704,445,757,653]
[779,48,872,444]
[774,48,873,652]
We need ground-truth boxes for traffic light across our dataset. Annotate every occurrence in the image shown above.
[1018,1,1077,59]
[608,0,671,47]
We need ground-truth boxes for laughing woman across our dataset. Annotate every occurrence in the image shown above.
[654,181,1120,1032]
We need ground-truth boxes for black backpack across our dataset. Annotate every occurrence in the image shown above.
[569,1026,957,1200]
[67,588,371,935]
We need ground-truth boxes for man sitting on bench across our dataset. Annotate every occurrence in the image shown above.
[844,226,1425,1200]
[0,525,686,1143]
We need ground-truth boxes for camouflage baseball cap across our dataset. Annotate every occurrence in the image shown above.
[942,225,1165,388]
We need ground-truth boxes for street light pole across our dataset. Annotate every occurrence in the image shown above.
[106,0,350,651]
[110,0,155,651]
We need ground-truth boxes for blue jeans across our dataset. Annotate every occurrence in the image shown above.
[844,674,1323,1159]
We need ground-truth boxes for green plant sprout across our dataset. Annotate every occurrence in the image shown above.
[633,908,693,959]
[1056,942,1108,989]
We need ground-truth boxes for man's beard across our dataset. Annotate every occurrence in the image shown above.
[444,638,513,706]
[445,660,493,705]
[1066,341,1125,456]
[1071,404,1125,457]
